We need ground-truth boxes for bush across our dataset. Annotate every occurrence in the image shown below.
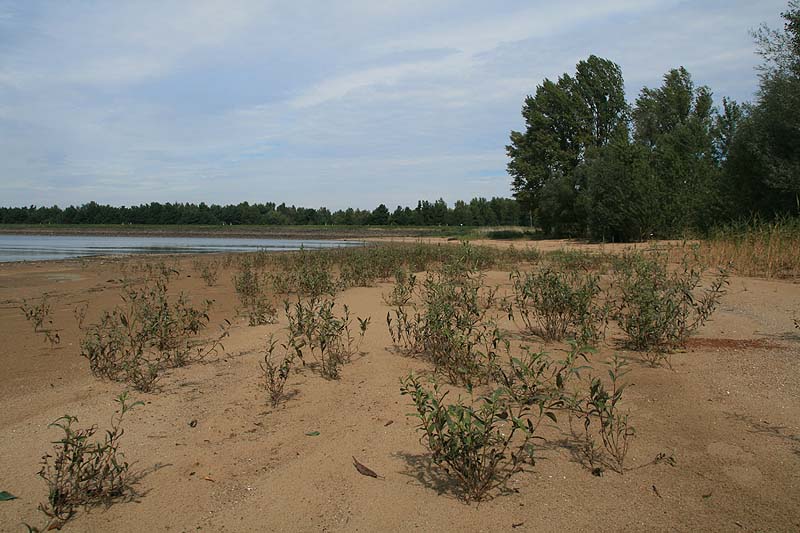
[575,355,634,474]
[285,296,369,379]
[261,336,295,407]
[233,261,277,326]
[20,295,61,346]
[387,266,503,387]
[37,393,141,527]
[613,251,728,361]
[80,272,228,391]
[509,268,607,344]
[193,258,220,287]
[400,375,535,502]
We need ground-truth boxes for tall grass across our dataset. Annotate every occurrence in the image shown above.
[701,217,800,279]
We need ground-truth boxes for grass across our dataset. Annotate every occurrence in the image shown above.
[699,217,800,279]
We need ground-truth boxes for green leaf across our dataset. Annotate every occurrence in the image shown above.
[0,491,17,501]
[305,431,320,437]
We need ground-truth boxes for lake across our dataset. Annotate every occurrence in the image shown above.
[0,234,363,263]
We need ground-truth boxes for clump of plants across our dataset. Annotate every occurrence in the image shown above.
[382,267,417,307]
[20,295,61,346]
[285,296,369,379]
[508,268,607,344]
[233,260,277,326]
[261,335,295,407]
[387,265,503,387]
[401,375,536,502]
[270,248,338,297]
[79,271,228,391]
[193,258,220,287]
[36,393,142,528]
[573,355,634,474]
[612,250,729,363]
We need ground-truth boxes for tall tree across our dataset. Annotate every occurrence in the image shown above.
[507,55,627,225]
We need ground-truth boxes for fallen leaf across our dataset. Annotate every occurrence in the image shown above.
[0,491,17,501]
[305,431,320,436]
[383,420,394,427]
[352,457,381,479]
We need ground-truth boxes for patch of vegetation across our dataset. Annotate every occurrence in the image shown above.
[193,258,220,287]
[400,375,535,502]
[612,251,728,363]
[36,393,142,528]
[574,355,634,474]
[261,335,295,407]
[20,295,61,346]
[508,268,607,344]
[285,296,369,379]
[79,271,228,391]
[233,259,277,326]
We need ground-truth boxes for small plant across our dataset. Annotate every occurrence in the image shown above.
[193,259,220,287]
[387,267,503,387]
[613,250,729,361]
[400,375,536,502]
[233,260,277,326]
[37,392,142,527]
[382,268,417,307]
[261,336,295,407]
[80,272,227,391]
[509,268,607,344]
[285,297,369,379]
[576,355,634,474]
[20,296,61,346]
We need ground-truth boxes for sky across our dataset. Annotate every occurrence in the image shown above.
[0,0,788,210]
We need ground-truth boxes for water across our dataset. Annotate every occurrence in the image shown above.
[0,234,363,263]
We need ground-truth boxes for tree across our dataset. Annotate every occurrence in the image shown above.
[507,55,627,224]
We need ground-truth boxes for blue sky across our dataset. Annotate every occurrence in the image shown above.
[0,1,787,210]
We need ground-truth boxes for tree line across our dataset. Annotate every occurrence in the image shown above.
[507,2,800,241]
[0,197,525,227]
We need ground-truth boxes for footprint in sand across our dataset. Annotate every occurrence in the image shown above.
[706,442,763,486]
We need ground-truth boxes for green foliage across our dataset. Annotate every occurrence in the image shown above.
[509,268,607,344]
[387,265,503,387]
[261,335,295,407]
[612,251,729,361]
[576,355,634,474]
[193,258,220,287]
[37,393,142,526]
[79,271,228,391]
[285,296,369,379]
[233,259,277,326]
[20,295,61,346]
[400,375,535,502]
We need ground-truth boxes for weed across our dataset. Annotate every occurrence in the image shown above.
[193,258,220,287]
[285,296,369,379]
[613,250,729,361]
[261,336,295,407]
[382,268,417,307]
[388,267,503,387]
[20,296,61,346]
[37,392,142,527]
[400,375,536,502]
[509,268,607,344]
[80,271,228,391]
[576,355,634,474]
[233,260,277,326]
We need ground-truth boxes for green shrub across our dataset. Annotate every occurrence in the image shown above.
[261,335,295,407]
[509,268,607,344]
[400,375,535,502]
[37,393,142,527]
[233,259,277,326]
[79,272,227,391]
[575,355,634,474]
[612,251,728,361]
[285,296,369,379]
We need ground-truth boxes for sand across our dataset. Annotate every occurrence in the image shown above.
[0,242,798,532]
